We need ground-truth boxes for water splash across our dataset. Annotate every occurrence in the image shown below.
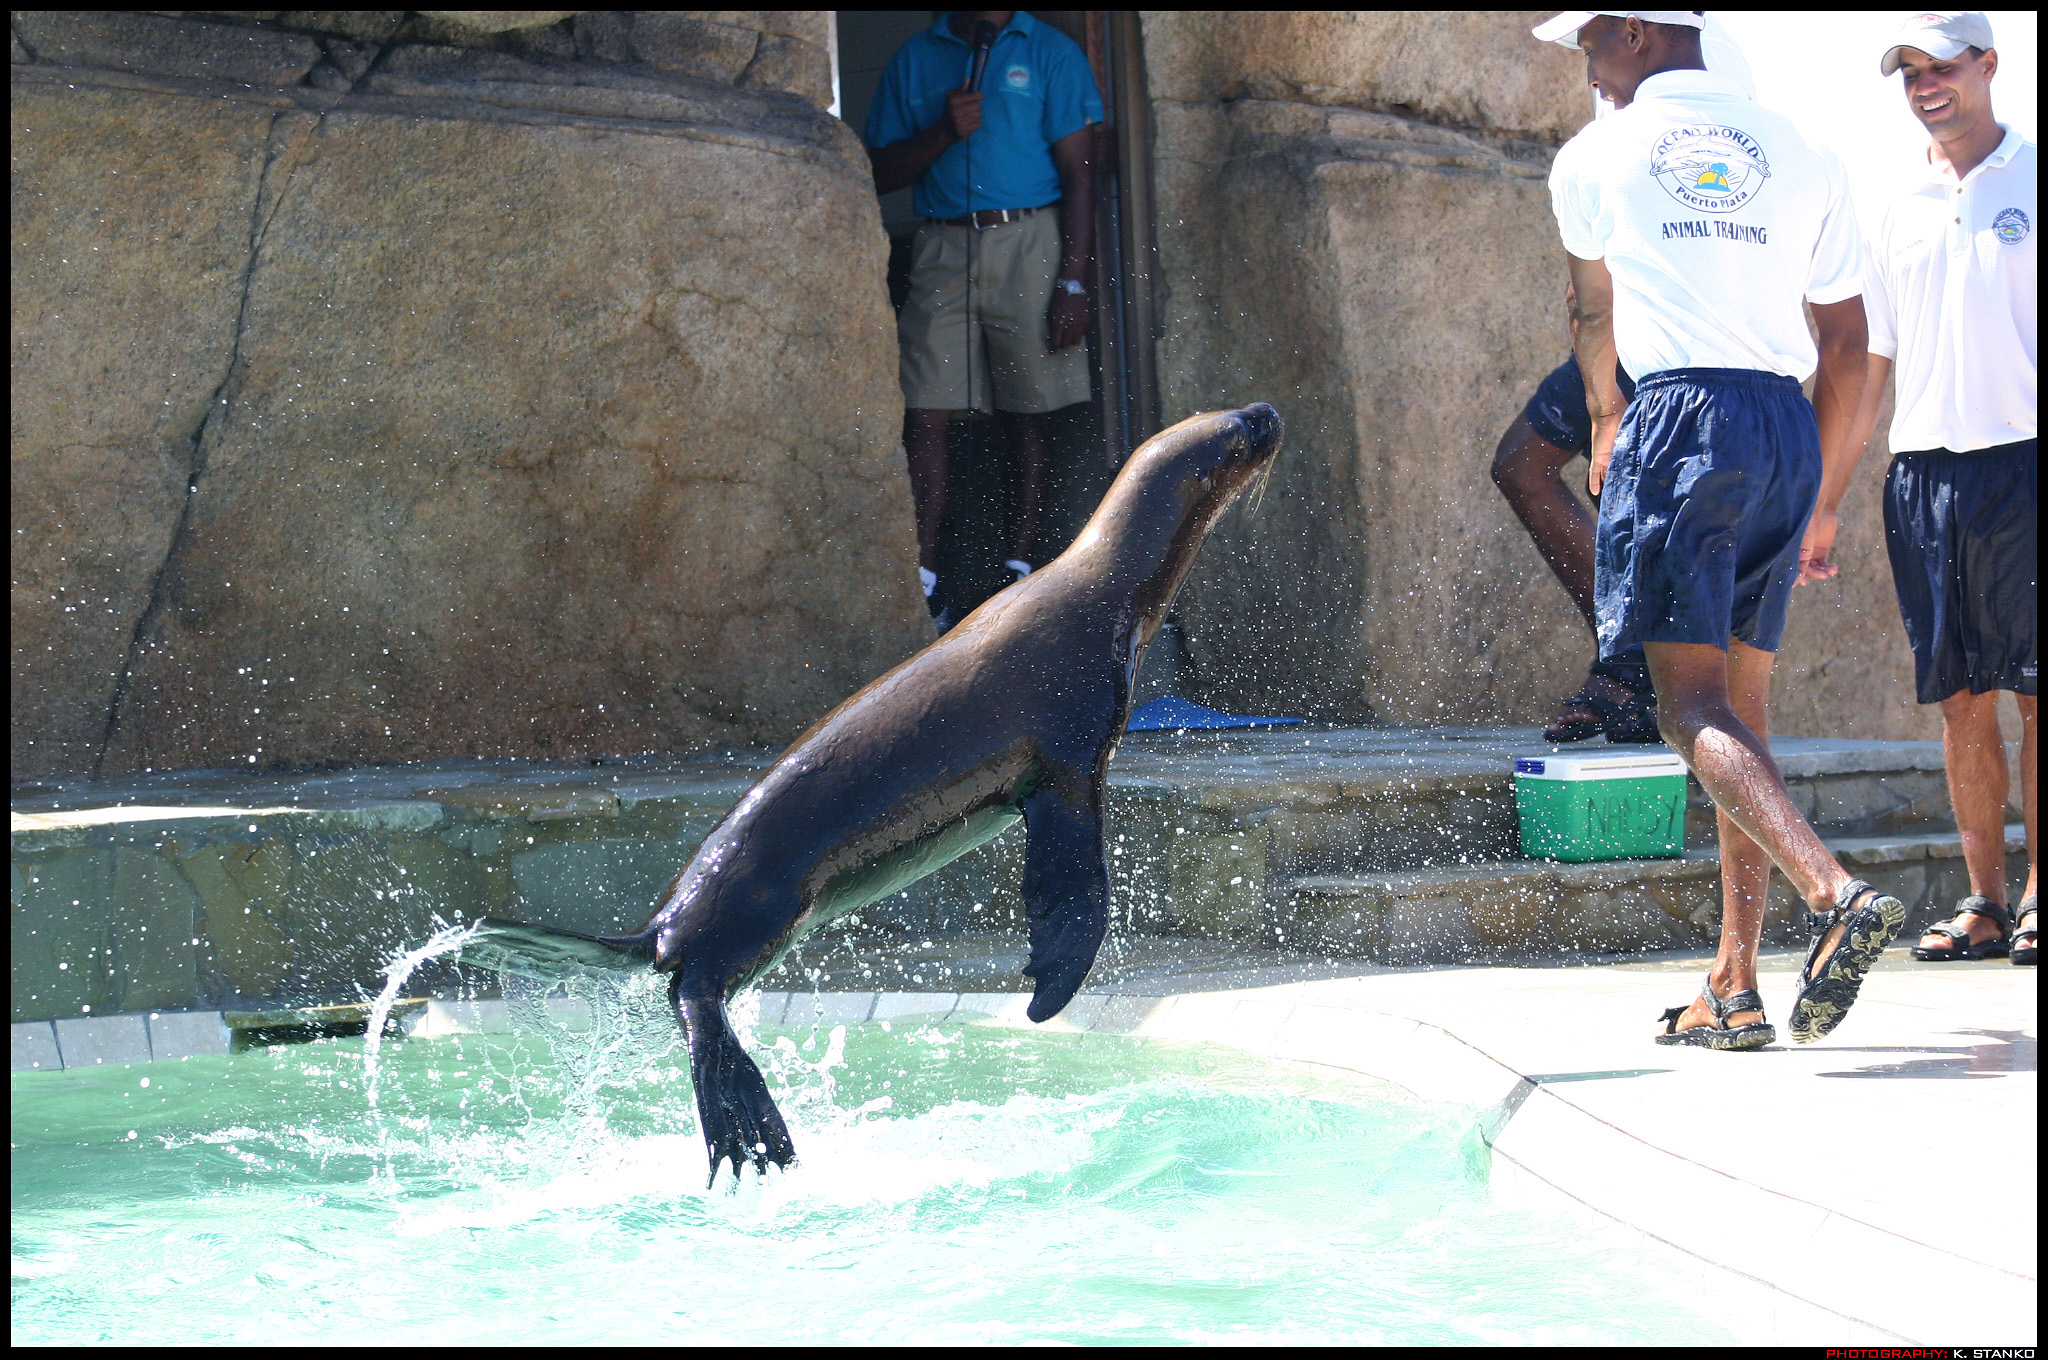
[500,969,680,1121]
[362,917,481,1111]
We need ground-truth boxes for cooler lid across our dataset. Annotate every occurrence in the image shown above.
[1514,749,1687,780]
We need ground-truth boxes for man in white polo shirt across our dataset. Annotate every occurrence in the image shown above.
[1824,13,2036,967]
[1536,10,1907,1049]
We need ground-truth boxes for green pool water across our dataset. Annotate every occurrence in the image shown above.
[11,1010,1728,1345]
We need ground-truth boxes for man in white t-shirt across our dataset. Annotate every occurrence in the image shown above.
[1488,16,1753,749]
[1828,12,2037,967]
[1537,10,1906,1049]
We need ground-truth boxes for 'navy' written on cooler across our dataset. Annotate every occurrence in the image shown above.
[1661,219,1768,243]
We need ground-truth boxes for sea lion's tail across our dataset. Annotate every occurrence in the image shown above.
[674,983,796,1186]
[456,917,657,982]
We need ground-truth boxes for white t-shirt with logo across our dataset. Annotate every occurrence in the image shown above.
[1865,128,2037,453]
[1550,70,1864,382]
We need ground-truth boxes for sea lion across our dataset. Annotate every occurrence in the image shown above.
[460,403,1282,1183]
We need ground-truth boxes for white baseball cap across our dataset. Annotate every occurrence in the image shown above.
[1532,11,1705,51]
[1878,11,1995,76]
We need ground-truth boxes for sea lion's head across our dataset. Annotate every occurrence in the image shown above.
[1133,403,1284,532]
[1073,402,1283,626]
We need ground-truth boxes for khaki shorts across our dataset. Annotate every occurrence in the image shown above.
[897,210,1092,415]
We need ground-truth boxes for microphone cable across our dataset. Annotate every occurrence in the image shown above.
[962,20,997,602]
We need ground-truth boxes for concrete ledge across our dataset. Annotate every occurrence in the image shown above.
[53,1013,152,1067]
[149,1010,230,1060]
[12,1020,61,1071]
[870,992,960,1021]
[784,992,878,1025]
[408,1000,513,1036]
[224,999,426,1048]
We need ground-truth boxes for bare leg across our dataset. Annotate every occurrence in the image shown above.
[903,408,954,572]
[1916,690,2012,953]
[1665,647,1774,1033]
[1662,647,1777,1032]
[1491,415,1643,731]
[1490,414,1597,625]
[2022,696,2041,959]
[2022,694,2039,908]
[1946,689,2013,901]
[1004,410,1051,565]
[1647,640,1852,915]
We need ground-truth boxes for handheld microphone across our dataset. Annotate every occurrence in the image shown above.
[967,20,998,92]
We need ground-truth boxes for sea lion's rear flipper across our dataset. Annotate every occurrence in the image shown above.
[1019,773,1111,1023]
[674,985,796,1187]
[457,917,657,982]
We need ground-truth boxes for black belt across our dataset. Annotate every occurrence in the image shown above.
[933,206,1046,229]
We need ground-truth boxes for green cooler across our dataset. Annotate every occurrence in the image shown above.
[1514,750,1688,861]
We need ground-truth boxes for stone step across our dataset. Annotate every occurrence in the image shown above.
[1268,825,2029,966]
[6,729,1994,1023]
[1112,726,1963,877]
[920,729,1969,941]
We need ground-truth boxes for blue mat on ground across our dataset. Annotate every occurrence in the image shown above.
[1125,696,1305,732]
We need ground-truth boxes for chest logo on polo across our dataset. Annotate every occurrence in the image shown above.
[1994,207,2030,244]
[1649,125,1771,214]
[1005,64,1031,91]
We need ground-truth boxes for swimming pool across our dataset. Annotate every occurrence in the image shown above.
[11,1007,1728,1344]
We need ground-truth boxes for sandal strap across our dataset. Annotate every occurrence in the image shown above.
[1709,988,1766,1020]
[1806,878,1878,932]
[1697,981,1766,1027]
[1952,895,2015,932]
[1919,922,1973,942]
[1801,905,1840,932]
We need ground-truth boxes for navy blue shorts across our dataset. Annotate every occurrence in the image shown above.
[1884,440,2038,703]
[1523,353,1639,453]
[1595,368,1820,659]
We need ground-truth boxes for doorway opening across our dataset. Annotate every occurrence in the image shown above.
[833,11,1159,621]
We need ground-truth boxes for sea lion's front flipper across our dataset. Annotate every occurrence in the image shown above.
[1019,771,1112,1023]
[674,982,796,1187]
[458,917,656,982]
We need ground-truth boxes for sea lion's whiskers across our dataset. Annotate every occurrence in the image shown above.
[1249,459,1273,516]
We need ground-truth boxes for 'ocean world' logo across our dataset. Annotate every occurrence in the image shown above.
[1004,64,1031,91]
[1994,207,2030,244]
[1649,124,1771,214]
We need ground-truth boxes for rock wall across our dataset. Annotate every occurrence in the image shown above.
[1142,10,1937,740]
[12,10,931,780]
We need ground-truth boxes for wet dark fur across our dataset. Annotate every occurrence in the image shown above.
[465,404,1283,1183]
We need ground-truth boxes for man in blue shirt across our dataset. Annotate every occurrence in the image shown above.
[866,11,1104,627]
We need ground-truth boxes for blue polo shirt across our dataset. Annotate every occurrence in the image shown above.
[864,12,1104,220]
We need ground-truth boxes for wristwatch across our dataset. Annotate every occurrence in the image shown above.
[1055,277,1087,297]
